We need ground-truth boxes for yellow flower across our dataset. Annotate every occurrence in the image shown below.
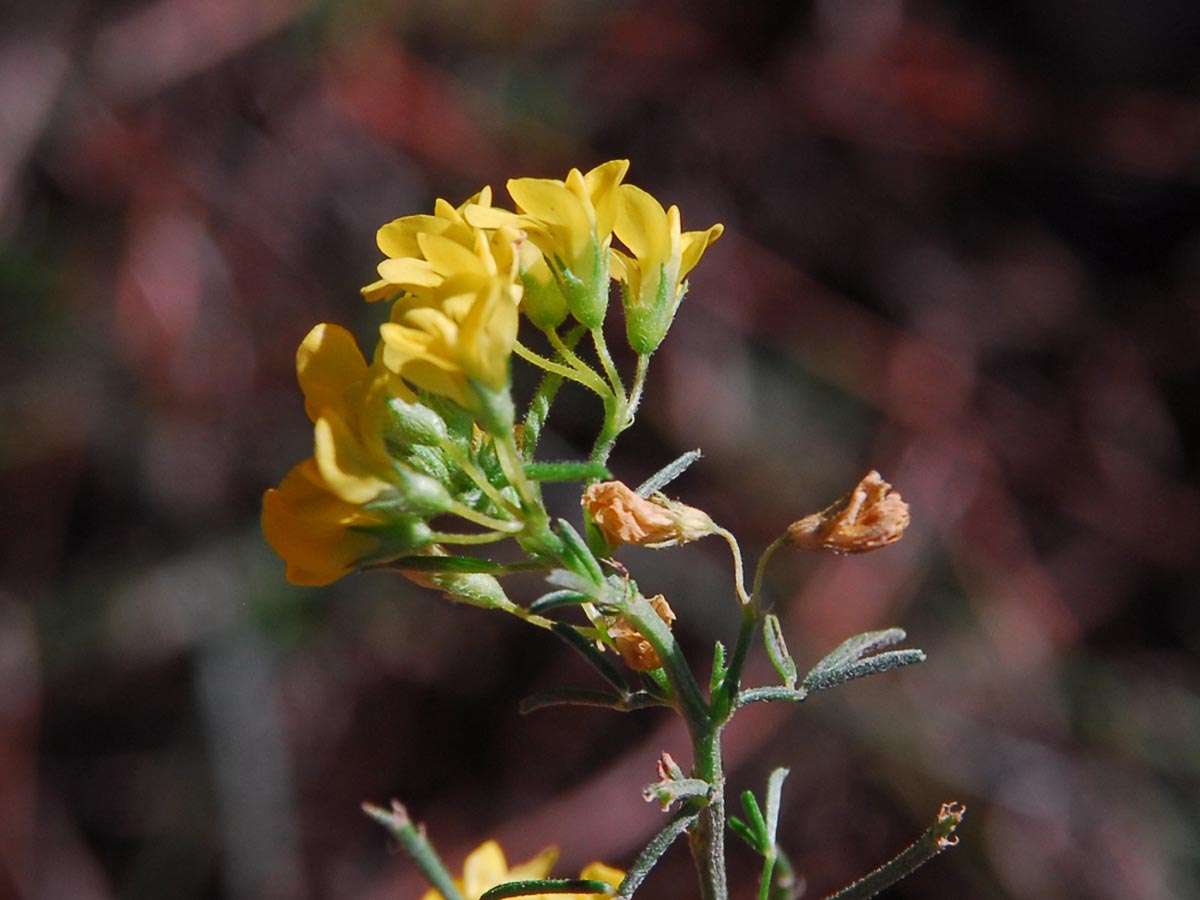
[379,229,521,434]
[261,459,431,586]
[611,184,723,354]
[298,323,401,504]
[362,187,494,304]
[421,841,623,900]
[466,159,629,328]
[420,841,556,900]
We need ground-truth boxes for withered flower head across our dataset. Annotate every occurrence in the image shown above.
[583,481,716,548]
[786,470,910,553]
[609,594,676,671]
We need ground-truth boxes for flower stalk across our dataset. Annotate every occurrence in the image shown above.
[263,159,952,900]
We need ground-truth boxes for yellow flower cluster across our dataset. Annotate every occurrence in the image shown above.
[422,840,623,900]
[262,161,723,587]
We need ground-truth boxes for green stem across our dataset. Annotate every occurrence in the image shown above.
[822,803,965,900]
[523,325,585,460]
[446,501,525,534]
[620,591,726,900]
[715,527,751,606]
[547,329,614,398]
[626,353,650,422]
[492,433,539,511]
[688,725,727,900]
[515,340,610,397]
[617,809,699,899]
[440,441,522,517]
[751,536,789,613]
[362,802,465,900]
[591,327,626,398]
[715,605,758,723]
[428,530,514,546]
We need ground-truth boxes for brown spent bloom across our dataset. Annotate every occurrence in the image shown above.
[582,481,716,547]
[609,594,676,671]
[786,470,910,553]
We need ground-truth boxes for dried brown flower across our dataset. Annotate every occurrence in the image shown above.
[582,481,715,547]
[786,470,910,553]
[609,594,676,671]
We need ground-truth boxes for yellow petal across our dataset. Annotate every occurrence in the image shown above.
[377,214,447,259]
[313,415,391,505]
[462,841,510,897]
[679,222,724,279]
[376,256,442,288]
[463,205,531,232]
[578,862,625,887]
[261,460,379,586]
[507,845,559,881]
[459,283,519,390]
[296,324,368,424]
[418,232,486,278]
[615,184,670,263]
[507,177,591,264]
[583,159,630,240]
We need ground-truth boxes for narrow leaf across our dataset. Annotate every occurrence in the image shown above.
[636,449,703,496]
[822,802,965,900]
[710,641,729,696]
[741,790,769,846]
[763,768,789,847]
[556,518,605,585]
[642,777,711,809]
[736,686,808,708]
[806,628,907,681]
[529,590,593,614]
[480,879,614,899]
[763,614,798,689]
[551,623,629,693]
[619,810,698,898]
[520,687,627,714]
[525,460,612,482]
[384,555,507,574]
[729,815,768,855]
[804,649,927,694]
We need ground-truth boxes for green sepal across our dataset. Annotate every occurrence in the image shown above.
[622,260,674,355]
[479,879,615,900]
[387,396,448,446]
[352,516,434,565]
[523,460,611,483]
[420,389,474,447]
[518,264,569,330]
[362,464,452,517]
[554,238,609,330]
[467,378,515,438]
[763,614,798,690]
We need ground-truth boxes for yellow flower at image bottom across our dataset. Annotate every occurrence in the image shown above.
[421,840,623,900]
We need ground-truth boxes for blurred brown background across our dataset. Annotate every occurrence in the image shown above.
[3,1,1199,898]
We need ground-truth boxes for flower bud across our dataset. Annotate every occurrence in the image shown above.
[609,594,676,671]
[387,397,448,446]
[786,470,910,553]
[582,481,716,548]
